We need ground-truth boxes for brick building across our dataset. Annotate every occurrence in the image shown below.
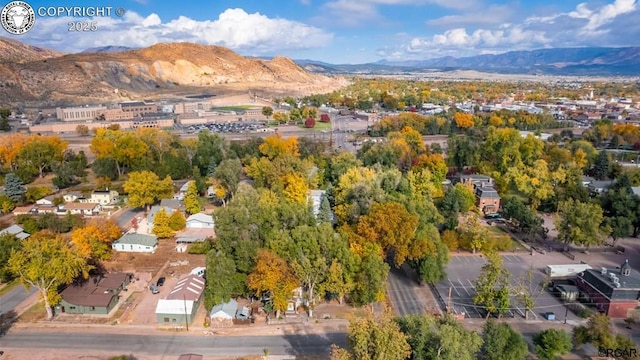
[576,260,640,318]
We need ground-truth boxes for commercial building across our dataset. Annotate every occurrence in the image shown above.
[576,260,640,318]
[155,275,206,325]
[56,105,107,121]
[118,101,157,116]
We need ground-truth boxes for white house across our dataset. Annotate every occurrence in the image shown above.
[0,224,30,240]
[64,202,101,216]
[186,213,214,229]
[88,190,119,205]
[35,195,56,206]
[63,191,84,203]
[209,299,238,326]
[112,233,158,253]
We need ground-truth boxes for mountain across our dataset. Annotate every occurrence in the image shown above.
[81,46,137,53]
[0,41,345,106]
[0,37,62,64]
[298,47,640,76]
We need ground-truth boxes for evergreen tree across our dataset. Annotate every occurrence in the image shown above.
[206,157,217,177]
[4,173,26,203]
[592,150,610,181]
[317,194,333,224]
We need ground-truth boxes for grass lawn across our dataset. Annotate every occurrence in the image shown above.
[18,300,47,322]
[486,225,524,250]
[299,121,331,131]
[211,105,254,112]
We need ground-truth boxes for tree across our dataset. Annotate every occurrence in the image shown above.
[304,117,316,128]
[317,194,333,224]
[473,251,511,318]
[481,320,528,360]
[75,124,89,136]
[259,134,300,160]
[395,314,483,360]
[556,199,611,250]
[332,313,411,360]
[291,256,327,307]
[8,232,91,320]
[70,219,122,260]
[592,150,611,181]
[282,173,309,204]
[0,233,21,282]
[262,106,273,119]
[183,181,201,215]
[0,194,15,214]
[168,211,186,231]
[17,136,67,178]
[351,244,389,305]
[322,259,353,304]
[213,158,243,197]
[0,117,11,131]
[152,208,174,238]
[247,250,299,317]
[533,329,573,360]
[204,250,240,309]
[4,173,25,203]
[454,112,474,129]
[501,196,545,241]
[123,171,174,211]
[573,313,619,350]
[514,267,549,320]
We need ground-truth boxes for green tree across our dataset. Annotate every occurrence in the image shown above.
[473,251,511,318]
[395,314,483,360]
[533,329,573,360]
[556,198,611,250]
[75,124,89,136]
[573,313,619,349]
[204,250,240,309]
[322,259,353,304]
[501,196,545,241]
[8,232,91,320]
[514,267,549,320]
[291,256,327,307]
[351,244,389,305]
[123,171,174,211]
[481,320,528,360]
[183,181,201,215]
[0,233,21,282]
[0,194,15,214]
[168,211,186,231]
[332,313,411,360]
[592,150,611,181]
[317,194,333,224]
[4,173,25,203]
[17,136,67,178]
[213,158,243,197]
[152,208,174,238]
[262,106,273,119]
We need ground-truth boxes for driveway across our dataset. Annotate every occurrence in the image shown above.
[0,284,35,316]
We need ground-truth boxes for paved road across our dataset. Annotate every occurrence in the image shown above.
[1,331,347,357]
[387,266,427,317]
[114,208,142,231]
[0,285,34,316]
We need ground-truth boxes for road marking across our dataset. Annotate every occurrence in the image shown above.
[448,279,461,297]
[458,279,470,296]
[467,279,476,291]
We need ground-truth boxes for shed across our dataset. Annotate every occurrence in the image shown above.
[156,275,205,325]
[112,233,158,253]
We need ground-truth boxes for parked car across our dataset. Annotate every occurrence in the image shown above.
[156,277,166,287]
[150,284,159,294]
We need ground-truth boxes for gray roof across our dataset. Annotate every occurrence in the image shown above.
[160,198,183,210]
[0,224,30,240]
[113,233,157,247]
[631,187,640,196]
[210,299,238,318]
[147,205,175,224]
[476,186,500,199]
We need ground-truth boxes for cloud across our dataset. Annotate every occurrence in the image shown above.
[19,8,333,55]
[317,0,478,27]
[427,4,515,28]
[386,0,640,60]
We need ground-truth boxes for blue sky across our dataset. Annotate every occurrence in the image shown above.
[8,0,640,63]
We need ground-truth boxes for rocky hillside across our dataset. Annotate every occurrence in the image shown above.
[0,41,346,106]
[0,37,62,63]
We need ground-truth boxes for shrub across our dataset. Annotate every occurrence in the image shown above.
[188,240,213,254]
[304,117,316,128]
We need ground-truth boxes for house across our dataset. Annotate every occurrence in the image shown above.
[35,195,56,206]
[56,273,131,315]
[12,205,35,215]
[209,299,238,327]
[89,189,119,205]
[64,202,101,216]
[307,190,325,217]
[0,224,30,240]
[576,260,640,318]
[632,187,640,197]
[147,205,176,225]
[36,204,60,214]
[156,274,205,325]
[581,176,614,194]
[160,198,184,211]
[186,213,214,229]
[457,174,501,214]
[63,191,84,203]
[174,181,193,200]
[112,233,158,253]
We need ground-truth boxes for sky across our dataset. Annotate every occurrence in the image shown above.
[5,0,640,63]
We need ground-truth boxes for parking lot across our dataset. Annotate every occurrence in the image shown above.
[435,255,576,321]
[185,121,269,134]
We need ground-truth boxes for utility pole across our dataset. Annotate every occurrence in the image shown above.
[183,293,189,331]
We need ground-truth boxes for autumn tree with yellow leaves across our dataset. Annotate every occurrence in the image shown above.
[71,219,122,260]
[454,112,474,129]
[247,249,299,317]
